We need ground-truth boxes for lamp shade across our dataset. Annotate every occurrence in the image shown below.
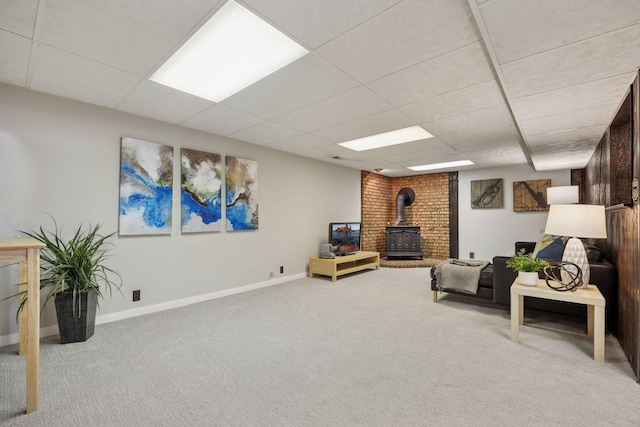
[546,186,579,204]
[544,204,607,239]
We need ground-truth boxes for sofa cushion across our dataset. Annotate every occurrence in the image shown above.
[533,235,567,261]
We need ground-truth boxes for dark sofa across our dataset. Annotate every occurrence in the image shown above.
[431,241,618,328]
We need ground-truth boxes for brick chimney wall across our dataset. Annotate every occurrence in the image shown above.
[361,171,393,254]
[361,171,450,259]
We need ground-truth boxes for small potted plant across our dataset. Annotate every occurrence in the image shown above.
[7,216,122,343]
[506,248,550,286]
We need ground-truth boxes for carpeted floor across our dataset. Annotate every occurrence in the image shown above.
[1,267,639,426]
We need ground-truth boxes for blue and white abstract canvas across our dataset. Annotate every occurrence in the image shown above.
[119,137,173,235]
[225,156,258,231]
[181,148,222,233]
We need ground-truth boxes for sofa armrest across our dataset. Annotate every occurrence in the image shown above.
[492,256,517,305]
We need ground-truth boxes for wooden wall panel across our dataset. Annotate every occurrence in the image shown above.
[584,72,640,382]
[611,91,633,207]
[609,208,638,371]
[570,169,585,203]
[449,172,459,259]
[585,136,607,205]
[631,73,640,379]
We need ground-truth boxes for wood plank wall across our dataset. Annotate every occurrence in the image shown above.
[581,71,640,382]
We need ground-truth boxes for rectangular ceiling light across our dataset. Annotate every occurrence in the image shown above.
[408,160,474,171]
[150,0,308,102]
[338,126,434,151]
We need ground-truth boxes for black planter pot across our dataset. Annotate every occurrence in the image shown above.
[54,290,98,344]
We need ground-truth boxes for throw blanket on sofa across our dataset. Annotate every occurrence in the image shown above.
[434,260,490,295]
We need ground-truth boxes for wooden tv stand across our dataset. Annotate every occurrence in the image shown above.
[309,251,380,282]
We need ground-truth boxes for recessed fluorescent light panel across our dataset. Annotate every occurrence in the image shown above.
[150,0,308,102]
[408,160,474,171]
[338,126,434,151]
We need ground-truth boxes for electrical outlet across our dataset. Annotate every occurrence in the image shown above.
[280,266,284,274]
[133,290,140,302]
[469,252,475,259]
[269,272,275,278]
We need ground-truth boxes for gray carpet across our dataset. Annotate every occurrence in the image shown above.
[1,267,639,426]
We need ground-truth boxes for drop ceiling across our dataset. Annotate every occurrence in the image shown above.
[1,0,639,176]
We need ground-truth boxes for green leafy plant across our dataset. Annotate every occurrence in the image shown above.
[506,248,550,273]
[6,216,122,317]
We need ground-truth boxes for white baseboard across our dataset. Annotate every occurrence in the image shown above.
[0,273,306,347]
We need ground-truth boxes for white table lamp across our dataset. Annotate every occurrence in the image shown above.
[544,204,607,288]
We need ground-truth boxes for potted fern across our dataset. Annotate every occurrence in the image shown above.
[506,248,550,286]
[16,217,122,343]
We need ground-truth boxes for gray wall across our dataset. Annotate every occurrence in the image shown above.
[0,84,361,340]
[459,165,571,261]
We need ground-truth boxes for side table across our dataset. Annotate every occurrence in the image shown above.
[511,279,606,362]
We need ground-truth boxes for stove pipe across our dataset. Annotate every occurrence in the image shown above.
[395,187,415,225]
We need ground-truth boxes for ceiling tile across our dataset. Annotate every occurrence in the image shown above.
[222,53,359,119]
[533,156,594,171]
[273,86,393,132]
[0,30,31,86]
[510,74,635,121]
[519,104,618,136]
[0,0,38,38]
[243,0,402,49]
[463,145,528,165]
[448,137,522,154]
[339,158,401,172]
[318,0,480,83]
[181,104,264,136]
[439,122,521,148]
[229,121,302,146]
[311,109,414,143]
[421,104,514,137]
[30,45,141,108]
[366,42,494,106]
[381,145,460,163]
[38,0,219,76]
[525,125,606,147]
[265,134,332,153]
[1,0,635,174]
[117,80,213,124]
[296,143,371,162]
[400,80,505,123]
[501,24,640,99]
[479,0,640,64]
[531,142,599,170]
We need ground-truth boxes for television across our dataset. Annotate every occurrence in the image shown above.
[329,222,361,255]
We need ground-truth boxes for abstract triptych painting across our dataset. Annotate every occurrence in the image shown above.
[225,156,259,231]
[180,148,222,233]
[118,137,258,235]
[119,137,173,235]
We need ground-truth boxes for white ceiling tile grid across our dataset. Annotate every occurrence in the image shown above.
[1,0,639,175]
